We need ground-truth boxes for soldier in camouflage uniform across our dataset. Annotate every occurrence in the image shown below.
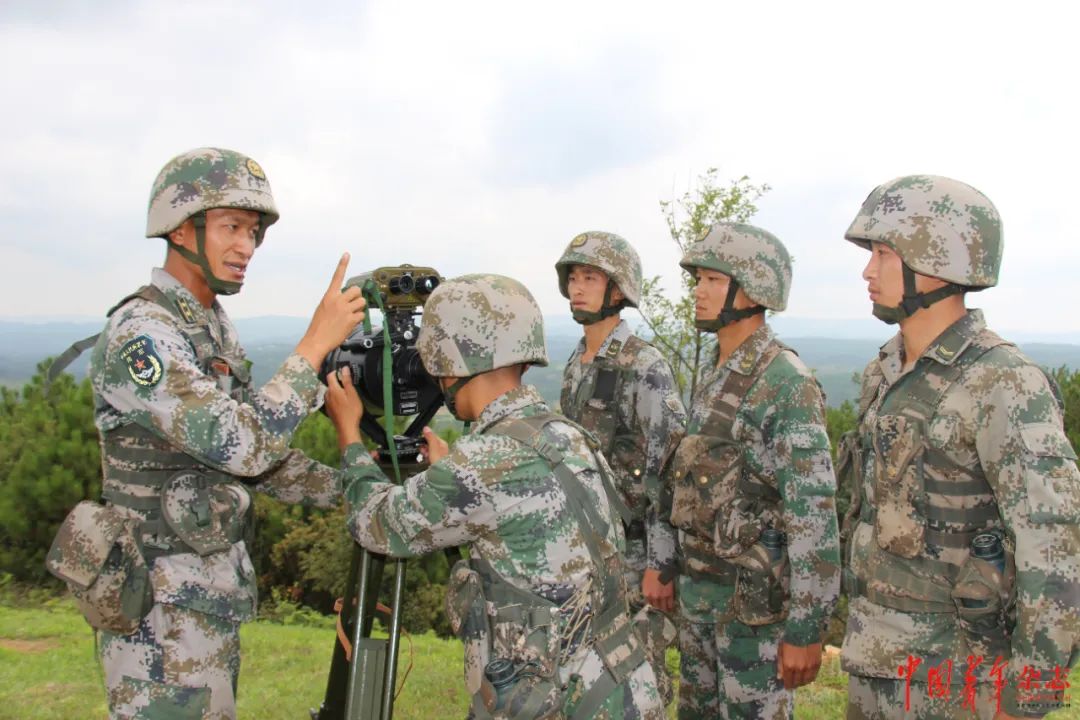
[670,223,840,719]
[554,231,686,706]
[325,274,665,719]
[839,175,1080,719]
[46,147,365,719]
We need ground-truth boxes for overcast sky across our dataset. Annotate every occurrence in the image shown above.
[2,0,1077,335]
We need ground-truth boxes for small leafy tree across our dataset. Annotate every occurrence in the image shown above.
[0,361,100,583]
[638,169,770,400]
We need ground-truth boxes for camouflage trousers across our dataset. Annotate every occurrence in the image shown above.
[846,675,998,720]
[100,603,240,720]
[677,617,791,720]
[623,531,676,709]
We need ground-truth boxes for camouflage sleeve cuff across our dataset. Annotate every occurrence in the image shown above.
[782,619,825,648]
[281,352,323,411]
[341,442,376,469]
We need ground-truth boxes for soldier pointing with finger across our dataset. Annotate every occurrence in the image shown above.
[47,147,365,719]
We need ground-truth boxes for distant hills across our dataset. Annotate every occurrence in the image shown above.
[5,314,1080,408]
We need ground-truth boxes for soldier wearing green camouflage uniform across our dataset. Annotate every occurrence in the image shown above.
[839,175,1080,719]
[555,231,686,706]
[46,148,363,719]
[327,274,665,719]
[670,223,840,719]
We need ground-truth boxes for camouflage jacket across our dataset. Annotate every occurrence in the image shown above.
[343,384,625,603]
[677,324,840,646]
[840,310,1080,714]
[89,267,341,620]
[561,320,686,577]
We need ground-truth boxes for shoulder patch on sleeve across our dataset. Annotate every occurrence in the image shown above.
[119,335,164,387]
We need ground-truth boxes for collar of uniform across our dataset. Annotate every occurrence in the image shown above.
[919,309,985,367]
[473,385,548,434]
[875,333,905,386]
[152,267,219,327]
[723,323,776,376]
[571,318,631,362]
[876,309,986,382]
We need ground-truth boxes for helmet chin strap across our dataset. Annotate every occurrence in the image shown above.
[571,279,626,325]
[166,212,264,297]
[442,376,474,421]
[695,279,765,332]
[872,264,966,325]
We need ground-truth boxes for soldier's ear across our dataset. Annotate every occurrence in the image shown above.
[168,220,194,251]
[610,284,625,305]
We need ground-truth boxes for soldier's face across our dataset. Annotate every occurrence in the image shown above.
[201,208,261,286]
[567,265,623,312]
[693,268,736,320]
[862,242,903,308]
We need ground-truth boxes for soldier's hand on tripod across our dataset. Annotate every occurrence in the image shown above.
[327,366,364,451]
[421,426,449,464]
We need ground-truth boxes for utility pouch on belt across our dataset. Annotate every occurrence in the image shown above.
[731,531,790,625]
[951,536,1015,659]
[447,559,564,720]
[46,501,152,634]
[161,471,241,556]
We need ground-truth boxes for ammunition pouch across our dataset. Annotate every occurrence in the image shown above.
[872,414,926,558]
[670,435,743,541]
[579,395,617,455]
[46,501,153,634]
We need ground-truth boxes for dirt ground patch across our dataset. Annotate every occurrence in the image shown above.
[0,638,61,653]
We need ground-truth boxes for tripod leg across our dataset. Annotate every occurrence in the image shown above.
[312,542,363,719]
[380,558,408,720]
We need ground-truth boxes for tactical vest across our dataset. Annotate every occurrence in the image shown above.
[669,339,791,625]
[445,412,646,720]
[839,329,1017,659]
[45,285,255,632]
[561,335,650,534]
[99,285,255,560]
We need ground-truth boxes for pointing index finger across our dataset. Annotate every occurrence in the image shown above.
[328,252,351,294]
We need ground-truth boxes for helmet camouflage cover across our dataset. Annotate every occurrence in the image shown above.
[417,274,549,378]
[146,147,280,239]
[555,231,643,308]
[844,174,1001,288]
[679,222,791,311]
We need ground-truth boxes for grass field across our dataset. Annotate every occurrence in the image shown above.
[1,601,1074,719]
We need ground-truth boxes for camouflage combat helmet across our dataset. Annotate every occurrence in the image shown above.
[146,147,280,296]
[417,274,549,419]
[845,174,1002,324]
[555,231,642,325]
[680,222,791,331]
